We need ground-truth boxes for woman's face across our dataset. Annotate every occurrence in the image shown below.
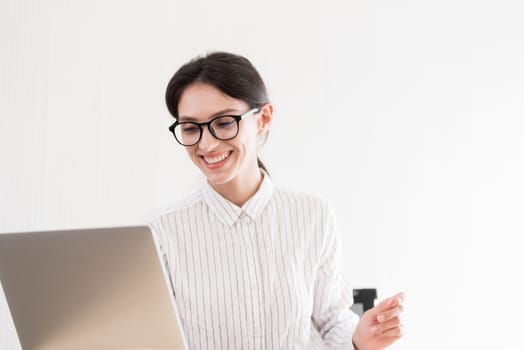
[177,82,267,187]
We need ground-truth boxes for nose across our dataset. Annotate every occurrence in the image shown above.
[198,125,219,151]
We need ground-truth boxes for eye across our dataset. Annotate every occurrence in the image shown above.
[213,117,236,129]
[181,123,200,134]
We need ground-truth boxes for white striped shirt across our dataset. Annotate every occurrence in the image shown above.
[148,174,359,349]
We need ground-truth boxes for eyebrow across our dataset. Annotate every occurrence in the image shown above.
[178,108,240,122]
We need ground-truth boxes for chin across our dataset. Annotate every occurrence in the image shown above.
[200,167,235,186]
[206,175,236,187]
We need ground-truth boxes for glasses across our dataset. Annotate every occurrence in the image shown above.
[169,108,260,146]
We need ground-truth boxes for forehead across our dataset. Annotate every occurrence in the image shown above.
[178,82,248,121]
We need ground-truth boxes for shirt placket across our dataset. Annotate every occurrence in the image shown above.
[240,212,264,350]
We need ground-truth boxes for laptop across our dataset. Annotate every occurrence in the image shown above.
[0,226,188,350]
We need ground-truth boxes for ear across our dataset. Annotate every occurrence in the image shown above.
[257,103,273,135]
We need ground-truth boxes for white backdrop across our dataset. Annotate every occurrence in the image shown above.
[1,1,523,349]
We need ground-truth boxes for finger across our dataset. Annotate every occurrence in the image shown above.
[388,292,405,308]
[377,324,405,338]
[377,304,404,323]
[371,316,401,335]
[371,292,405,316]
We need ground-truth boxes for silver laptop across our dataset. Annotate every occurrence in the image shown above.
[0,226,188,350]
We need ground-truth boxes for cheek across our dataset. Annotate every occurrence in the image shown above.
[237,125,260,150]
[235,135,257,155]
[186,148,198,161]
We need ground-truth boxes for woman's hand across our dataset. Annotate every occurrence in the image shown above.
[352,292,405,350]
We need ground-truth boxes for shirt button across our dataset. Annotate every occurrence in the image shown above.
[239,212,251,223]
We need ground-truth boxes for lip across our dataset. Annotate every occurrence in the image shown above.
[199,151,232,170]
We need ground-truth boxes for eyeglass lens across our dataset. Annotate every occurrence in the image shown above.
[174,116,238,146]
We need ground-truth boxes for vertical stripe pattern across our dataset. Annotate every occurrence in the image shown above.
[148,175,359,349]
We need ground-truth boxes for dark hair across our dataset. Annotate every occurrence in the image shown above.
[165,51,270,174]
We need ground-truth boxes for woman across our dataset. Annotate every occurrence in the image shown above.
[149,52,404,349]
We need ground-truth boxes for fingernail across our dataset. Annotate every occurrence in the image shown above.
[370,326,378,334]
[377,314,386,323]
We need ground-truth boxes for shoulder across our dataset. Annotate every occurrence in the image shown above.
[145,190,204,253]
[271,184,334,216]
[272,184,332,207]
[145,189,204,228]
[270,184,339,246]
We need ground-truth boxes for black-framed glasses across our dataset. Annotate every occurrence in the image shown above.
[169,108,260,146]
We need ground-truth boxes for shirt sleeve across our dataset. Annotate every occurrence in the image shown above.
[146,215,177,299]
[311,202,360,349]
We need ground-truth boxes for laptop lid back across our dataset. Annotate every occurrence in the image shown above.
[0,226,187,350]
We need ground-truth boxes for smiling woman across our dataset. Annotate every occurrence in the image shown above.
[173,81,270,206]
[148,51,405,350]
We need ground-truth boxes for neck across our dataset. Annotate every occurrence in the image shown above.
[211,166,264,207]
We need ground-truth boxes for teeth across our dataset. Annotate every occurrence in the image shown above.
[204,152,229,164]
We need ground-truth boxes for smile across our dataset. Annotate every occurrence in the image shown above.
[202,151,231,165]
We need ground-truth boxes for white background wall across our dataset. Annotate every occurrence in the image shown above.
[1,0,523,349]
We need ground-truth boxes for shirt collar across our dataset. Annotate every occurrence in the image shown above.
[201,172,274,226]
